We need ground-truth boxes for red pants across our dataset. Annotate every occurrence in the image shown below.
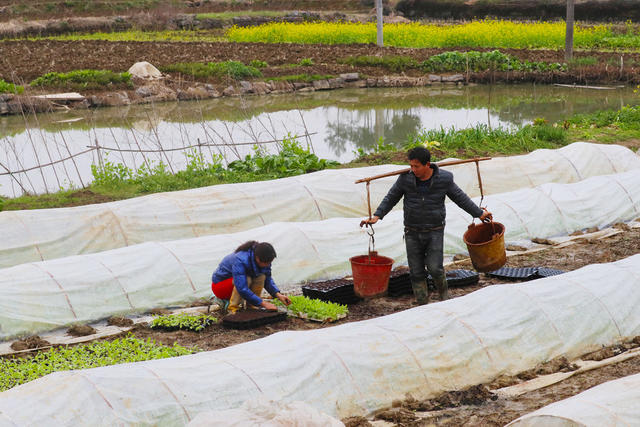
[211,277,234,300]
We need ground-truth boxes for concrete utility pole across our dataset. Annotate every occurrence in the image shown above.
[565,0,575,62]
[376,0,384,47]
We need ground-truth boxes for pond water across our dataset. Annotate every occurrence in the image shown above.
[1,83,639,197]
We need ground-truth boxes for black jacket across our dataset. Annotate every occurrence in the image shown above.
[373,164,483,229]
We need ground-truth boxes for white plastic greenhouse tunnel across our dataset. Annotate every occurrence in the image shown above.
[0,142,638,269]
[1,167,640,339]
[507,372,640,426]
[1,253,640,426]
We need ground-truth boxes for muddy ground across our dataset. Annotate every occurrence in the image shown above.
[4,226,639,424]
[110,225,640,426]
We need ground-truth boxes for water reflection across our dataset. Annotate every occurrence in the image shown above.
[1,83,638,197]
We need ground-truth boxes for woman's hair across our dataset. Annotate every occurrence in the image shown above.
[235,241,277,263]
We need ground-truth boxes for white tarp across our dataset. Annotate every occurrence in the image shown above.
[186,399,344,427]
[507,372,640,426]
[0,142,637,268]
[1,168,640,340]
[1,253,640,426]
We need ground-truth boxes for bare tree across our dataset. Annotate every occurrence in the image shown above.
[565,0,575,62]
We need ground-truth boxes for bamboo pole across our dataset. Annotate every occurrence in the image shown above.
[354,157,492,184]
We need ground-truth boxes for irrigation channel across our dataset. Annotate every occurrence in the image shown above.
[1,83,639,197]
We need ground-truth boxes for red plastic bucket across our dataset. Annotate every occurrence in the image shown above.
[349,252,393,298]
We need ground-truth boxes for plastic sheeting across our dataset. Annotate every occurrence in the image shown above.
[186,399,344,427]
[1,253,640,426]
[1,168,640,340]
[1,142,638,269]
[507,373,640,426]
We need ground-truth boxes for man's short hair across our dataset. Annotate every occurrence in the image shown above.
[407,147,431,165]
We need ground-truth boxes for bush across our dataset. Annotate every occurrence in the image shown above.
[30,70,131,89]
[0,78,24,94]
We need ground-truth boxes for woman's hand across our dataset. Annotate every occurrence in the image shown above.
[261,300,278,311]
[276,292,291,306]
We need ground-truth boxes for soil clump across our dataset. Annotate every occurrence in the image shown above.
[10,335,50,351]
[67,324,97,336]
[107,316,134,327]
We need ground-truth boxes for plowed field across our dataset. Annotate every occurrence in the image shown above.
[2,39,640,85]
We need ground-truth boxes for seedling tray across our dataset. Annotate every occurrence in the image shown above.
[442,269,480,287]
[302,279,362,305]
[488,266,566,281]
[222,310,287,330]
[488,266,538,280]
[280,308,347,323]
[535,267,566,278]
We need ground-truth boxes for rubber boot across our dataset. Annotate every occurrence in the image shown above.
[433,275,449,301]
[411,280,429,305]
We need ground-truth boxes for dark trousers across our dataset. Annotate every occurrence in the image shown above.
[405,228,447,302]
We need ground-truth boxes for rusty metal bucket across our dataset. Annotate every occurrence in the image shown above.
[463,221,507,272]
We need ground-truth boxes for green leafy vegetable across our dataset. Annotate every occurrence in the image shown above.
[150,313,217,332]
[274,295,348,321]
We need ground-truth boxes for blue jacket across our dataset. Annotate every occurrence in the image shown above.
[374,164,483,228]
[212,248,280,306]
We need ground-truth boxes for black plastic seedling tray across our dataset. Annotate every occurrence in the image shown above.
[222,310,288,330]
[535,267,566,278]
[302,279,362,305]
[488,266,566,281]
[488,267,539,280]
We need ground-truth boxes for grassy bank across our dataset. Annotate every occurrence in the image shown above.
[2,105,639,211]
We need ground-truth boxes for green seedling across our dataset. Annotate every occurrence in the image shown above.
[150,313,217,332]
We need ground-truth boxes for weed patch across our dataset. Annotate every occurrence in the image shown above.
[0,79,24,94]
[30,69,131,90]
[160,61,262,80]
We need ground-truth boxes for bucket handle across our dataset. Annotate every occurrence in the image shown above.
[470,210,496,234]
[366,224,376,257]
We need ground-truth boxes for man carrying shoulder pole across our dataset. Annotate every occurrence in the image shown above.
[360,147,492,304]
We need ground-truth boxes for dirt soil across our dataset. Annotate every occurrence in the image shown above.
[105,226,640,426]
[2,39,640,86]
